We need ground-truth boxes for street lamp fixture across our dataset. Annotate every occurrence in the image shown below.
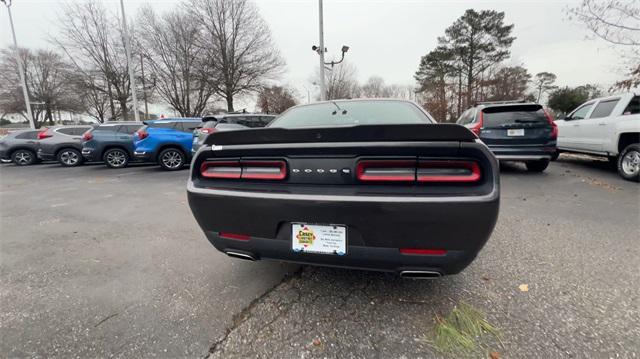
[311,44,350,68]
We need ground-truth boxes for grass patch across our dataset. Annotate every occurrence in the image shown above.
[430,302,501,357]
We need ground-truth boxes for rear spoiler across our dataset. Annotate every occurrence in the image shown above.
[205,124,477,146]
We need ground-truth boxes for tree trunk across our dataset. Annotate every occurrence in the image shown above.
[107,80,116,120]
[226,94,234,112]
[120,99,129,121]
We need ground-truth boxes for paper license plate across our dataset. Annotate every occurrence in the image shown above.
[507,129,525,136]
[291,223,347,256]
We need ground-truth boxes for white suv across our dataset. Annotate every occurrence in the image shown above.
[555,92,639,182]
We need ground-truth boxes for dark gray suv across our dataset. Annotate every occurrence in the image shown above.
[0,129,41,166]
[457,101,558,172]
[37,125,95,167]
[81,122,143,168]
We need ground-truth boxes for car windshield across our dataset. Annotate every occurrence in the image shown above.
[269,101,432,128]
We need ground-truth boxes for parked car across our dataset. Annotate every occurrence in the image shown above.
[133,118,201,171]
[456,100,557,172]
[37,125,95,167]
[555,92,639,182]
[82,122,144,168]
[187,99,500,278]
[192,114,276,153]
[0,129,42,166]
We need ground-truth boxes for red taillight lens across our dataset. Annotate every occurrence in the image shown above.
[400,248,447,256]
[201,127,217,134]
[37,129,52,140]
[200,160,287,180]
[417,160,481,183]
[241,161,287,180]
[219,232,250,241]
[544,109,558,140]
[356,160,416,182]
[82,131,93,141]
[469,111,483,136]
[136,130,148,140]
[200,161,241,179]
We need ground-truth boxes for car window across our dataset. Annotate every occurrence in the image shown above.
[481,105,547,127]
[94,125,120,133]
[590,99,619,119]
[176,121,200,133]
[74,127,92,136]
[270,100,432,128]
[623,96,640,115]
[570,103,594,120]
[260,116,275,127]
[56,128,76,135]
[119,125,142,133]
[149,121,177,129]
[457,109,474,125]
[15,131,39,140]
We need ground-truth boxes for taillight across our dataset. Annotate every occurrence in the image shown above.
[200,127,217,134]
[470,111,483,136]
[417,160,481,183]
[37,129,52,140]
[82,131,93,141]
[356,159,481,183]
[544,109,558,140]
[136,129,148,140]
[400,248,447,256]
[219,232,250,241]
[200,160,287,180]
[356,160,416,182]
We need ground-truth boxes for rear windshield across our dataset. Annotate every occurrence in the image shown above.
[269,101,431,128]
[481,105,547,127]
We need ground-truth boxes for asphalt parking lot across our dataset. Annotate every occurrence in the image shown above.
[1,156,639,358]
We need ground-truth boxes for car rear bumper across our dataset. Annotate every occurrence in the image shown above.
[488,144,556,161]
[187,182,500,275]
[81,148,96,161]
[133,151,155,162]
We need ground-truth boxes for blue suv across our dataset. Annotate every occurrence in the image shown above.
[133,118,201,170]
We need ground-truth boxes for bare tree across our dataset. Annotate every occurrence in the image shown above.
[54,1,135,120]
[137,6,216,117]
[322,61,360,100]
[570,0,640,89]
[0,48,81,127]
[257,86,297,114]
[360,76,389,98]
[190,0,285,112]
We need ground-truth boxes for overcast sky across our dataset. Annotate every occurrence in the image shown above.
[0,0,627,105]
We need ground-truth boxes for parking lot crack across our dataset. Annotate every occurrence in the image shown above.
[205,266,304,358]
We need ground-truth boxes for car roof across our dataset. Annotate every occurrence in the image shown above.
[201,113,275,121]
[474,102,541,110]
[146,117,200,123]
[100,121,143,125]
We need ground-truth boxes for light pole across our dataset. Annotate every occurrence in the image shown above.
[2,0,35,129]
[119,0,140,121]
[139,53,148,120]
[312,0,349,101]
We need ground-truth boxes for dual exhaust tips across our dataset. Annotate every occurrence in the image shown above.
[224,250,443,279]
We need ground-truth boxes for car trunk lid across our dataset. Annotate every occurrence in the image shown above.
[479,104,554,146]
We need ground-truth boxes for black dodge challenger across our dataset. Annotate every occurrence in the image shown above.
[187,99,500,278]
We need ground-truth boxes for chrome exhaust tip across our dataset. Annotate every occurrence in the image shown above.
[399,270,442,279]
[225,251,256,261]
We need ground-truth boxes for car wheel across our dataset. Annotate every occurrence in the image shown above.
[11,149,36,166]
[57,148,83,167]
[103,148,129,169]
[158,148,186,171]
[617,143,640,182]
[525,159,550,172]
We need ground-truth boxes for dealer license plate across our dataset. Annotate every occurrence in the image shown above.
[291,223,347,256]
[507,129,525,136]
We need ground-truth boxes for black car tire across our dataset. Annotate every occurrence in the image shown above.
[158,148,186,171]
[103,148,130,169]
[617,143,640,182]
[57,148,84,167]
[525,159,549,172]
[11,149,36,166]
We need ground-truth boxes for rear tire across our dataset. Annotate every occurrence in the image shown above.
[103,148,130,169]
[11,149,36,166]
[57,148,83,167]
[617,143,640,182]
[158,148,186,171]
[525,159,550,172]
